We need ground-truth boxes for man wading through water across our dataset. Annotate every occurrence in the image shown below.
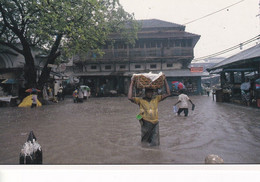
[128,75,171,146]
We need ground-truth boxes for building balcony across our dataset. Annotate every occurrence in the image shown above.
[74,47,194,64]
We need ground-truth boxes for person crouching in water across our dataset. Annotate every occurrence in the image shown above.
[174,89,195,117]
[128,76,171,146]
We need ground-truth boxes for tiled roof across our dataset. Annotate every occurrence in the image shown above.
[136,31,199,39]
[138,19,184,29]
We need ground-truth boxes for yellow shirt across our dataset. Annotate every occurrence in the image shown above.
[133,95,162,124]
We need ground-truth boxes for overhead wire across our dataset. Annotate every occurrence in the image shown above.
[193,34,260,62]
[184,0,259,62]
[183,0,245,25]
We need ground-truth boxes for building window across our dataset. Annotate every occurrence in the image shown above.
[162,41,168,47]
[167,63,173,67]
[105,65,112,70]
[181,40,186,47]
[91,65,97,70]
[118,42,124,49]
[102,44,108,49]
[146,42,151,48]
[156,41,161,48]
[150,64,157,69]
[130,50,142,57]
[147,50,156,56]
[187,39,192,47]
[175,40,181,47]
[151,41,156,48]
[140,42,145,48]
[169,40,174,47]
[119,65,126,69]
[129,44,133,49]
[135,65,141,69]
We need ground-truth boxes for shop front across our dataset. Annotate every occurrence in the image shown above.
[207,44,260,107]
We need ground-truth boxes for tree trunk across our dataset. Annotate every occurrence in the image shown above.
[22,44,37,89]
[37,51,61,91]
[37,34,62,91]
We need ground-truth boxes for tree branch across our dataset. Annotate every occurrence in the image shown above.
[0,4,22,38]
[0,40,24,55]
[0,24,7,37]
[48,33,63,58]
[13,0,26,34]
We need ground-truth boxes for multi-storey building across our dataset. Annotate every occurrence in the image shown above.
[73,19,206,96]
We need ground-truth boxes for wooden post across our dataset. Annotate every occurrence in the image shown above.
[19,131,42,164]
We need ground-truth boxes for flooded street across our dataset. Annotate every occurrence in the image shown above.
[0,95,260,164]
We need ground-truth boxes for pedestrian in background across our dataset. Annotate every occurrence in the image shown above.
[47,85,53,99]
[57,84,64,101]
[240,78,251,106]
[77,87,84,103]
[206,87,210,97]
[72,89,78,103]
[31,90,38,108]
[174,89,195,117]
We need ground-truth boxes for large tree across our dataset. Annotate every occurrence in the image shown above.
[0,0,139,90]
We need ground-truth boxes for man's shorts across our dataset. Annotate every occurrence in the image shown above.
[177,108,189,116]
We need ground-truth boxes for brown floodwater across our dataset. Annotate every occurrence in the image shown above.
[0,95,260,164]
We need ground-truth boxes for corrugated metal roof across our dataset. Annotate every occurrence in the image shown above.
[208,44,260,71]
[124,70,209,77]
[162,70,209,77]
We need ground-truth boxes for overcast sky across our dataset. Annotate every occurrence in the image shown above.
[119,0,260,62]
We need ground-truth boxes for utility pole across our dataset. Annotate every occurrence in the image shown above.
[258,0,260,43]
[256,0,260,44]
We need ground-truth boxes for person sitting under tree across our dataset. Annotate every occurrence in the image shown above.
[128,75,171,147]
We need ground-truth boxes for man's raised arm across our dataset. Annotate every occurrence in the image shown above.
[128,79,135,102]
[161,77,171,100]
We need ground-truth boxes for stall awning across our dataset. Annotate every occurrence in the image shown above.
[1,79,18,84]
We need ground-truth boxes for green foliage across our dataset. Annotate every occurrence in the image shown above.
[0,0,139,88]
[0,0,139,60]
